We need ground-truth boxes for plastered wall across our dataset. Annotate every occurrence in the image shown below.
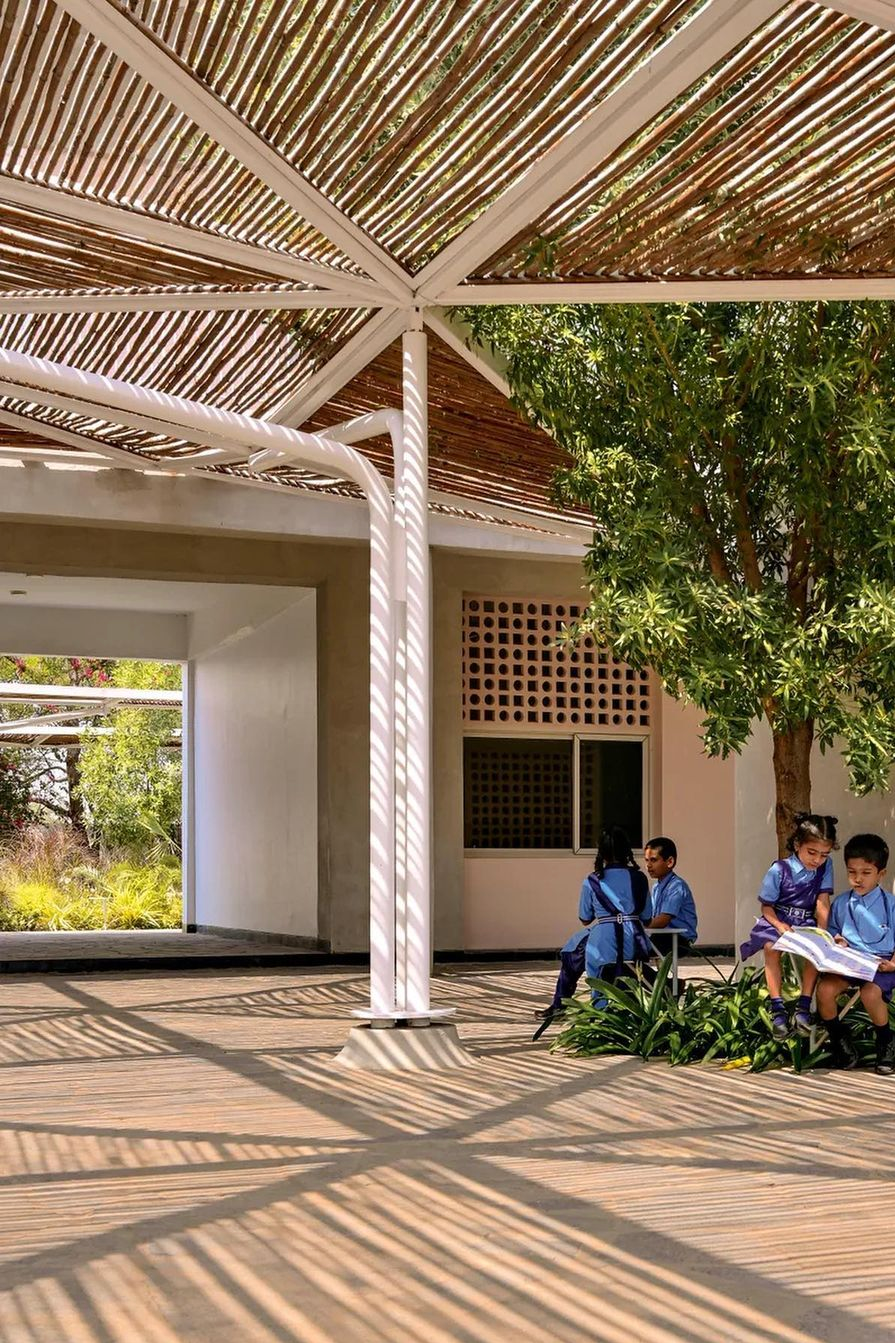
[192,594,318,938]
[660,699,736,946]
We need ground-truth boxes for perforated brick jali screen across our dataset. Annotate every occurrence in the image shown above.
[461,596,652,730]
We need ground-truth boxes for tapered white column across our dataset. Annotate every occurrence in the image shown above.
[400,325,432,1014]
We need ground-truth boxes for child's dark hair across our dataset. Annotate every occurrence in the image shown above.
[844,833,889,871]
[786,812,839,854]
[646,836,677,863]
[594,826,639,876]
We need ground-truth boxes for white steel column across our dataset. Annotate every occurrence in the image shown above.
[400,324,432,1014]
[181,659,197,931]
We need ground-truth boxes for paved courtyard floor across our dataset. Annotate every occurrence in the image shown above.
[0,962,891,1343]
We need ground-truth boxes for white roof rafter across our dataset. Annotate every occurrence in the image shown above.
[825,0,895,32]
[0,288,398,314]
[0,176,384,295]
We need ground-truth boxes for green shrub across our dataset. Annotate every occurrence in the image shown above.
[0,843,182,931]
[552,955,882,1073]
[3,881,94,931]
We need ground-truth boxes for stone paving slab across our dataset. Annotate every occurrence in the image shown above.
[0,962,889,1343]
[0,930,328,973]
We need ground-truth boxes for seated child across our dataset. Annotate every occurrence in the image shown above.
[739,812,837,1040]
[535,825,652,1022]
[644,836,698,953]
[816,833,895,1074]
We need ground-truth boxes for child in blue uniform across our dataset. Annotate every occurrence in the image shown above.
[535,826,652,1022]
[816,833,895,1074]
[740,812,837,1040]
[644,836,698,954]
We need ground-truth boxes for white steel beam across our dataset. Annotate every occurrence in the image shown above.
[0,289,393,314]
[414,0,786,299]
[0,388,242,468]
[53,0,413,300]
[0,343,398,1019]
[271,308,408,426]
[423,307,513,398]
[0,175,383,295]
[0,683,181,704]
[0,405,175,469]
[824,0,895,32]
[434,278,895,305]
[0,704,121,733]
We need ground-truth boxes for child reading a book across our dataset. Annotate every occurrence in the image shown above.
[739,813,837,1041]
[816,833,895,1074]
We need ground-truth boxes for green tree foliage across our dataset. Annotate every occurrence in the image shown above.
[77,661,181,850]
[463,301,895,849]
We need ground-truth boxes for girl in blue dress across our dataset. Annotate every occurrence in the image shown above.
[739,812,837,1041]
[536,827,653,1023]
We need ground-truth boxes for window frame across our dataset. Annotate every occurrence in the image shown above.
[461,729,651,857]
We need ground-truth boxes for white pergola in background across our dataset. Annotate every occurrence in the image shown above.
[2,0,895,1020]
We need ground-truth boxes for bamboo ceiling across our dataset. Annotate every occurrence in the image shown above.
[475,2,895,282]
[0,0,891,524]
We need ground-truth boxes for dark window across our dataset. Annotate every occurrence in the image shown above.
[463,737,573,849]
[579,739,643,850]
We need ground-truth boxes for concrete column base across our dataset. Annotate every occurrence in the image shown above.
[335,1022,477,1072]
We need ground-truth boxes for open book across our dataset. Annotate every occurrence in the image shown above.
[775,926,881,981]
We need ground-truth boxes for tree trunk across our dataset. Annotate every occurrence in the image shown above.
[65,749,89,843]
[771,721,813,857]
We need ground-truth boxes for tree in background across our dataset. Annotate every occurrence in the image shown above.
[0,656,181,850]
[0,655,114,837]
[0,752,30,834]
[464,300,895,853]
[77,661,181,850]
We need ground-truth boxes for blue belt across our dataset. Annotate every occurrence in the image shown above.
[593,913,638,925]
[777,904,814,921]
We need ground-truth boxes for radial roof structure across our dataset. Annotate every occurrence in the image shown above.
[0,0,892,528]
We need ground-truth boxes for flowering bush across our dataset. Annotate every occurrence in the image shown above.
[0,753,30,835]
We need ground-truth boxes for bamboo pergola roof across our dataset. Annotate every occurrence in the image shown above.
[0,0,891,528]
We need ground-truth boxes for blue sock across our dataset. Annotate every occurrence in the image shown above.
[769,996,785,1014]
[797,994,812,1013]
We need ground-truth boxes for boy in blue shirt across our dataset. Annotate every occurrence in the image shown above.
[644,836,698,954]
[816,833,895,1074]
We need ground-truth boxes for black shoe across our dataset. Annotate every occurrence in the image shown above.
[533,1005,562,1021]
[831,1028,859,1070]
[875,1035,895,1075]
[770,1009,790,1041]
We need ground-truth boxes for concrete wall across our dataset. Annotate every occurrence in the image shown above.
[192,594,318,939]
[660,699,736,946]
[0,602,188,660]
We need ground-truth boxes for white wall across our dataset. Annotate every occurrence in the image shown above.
[192,592,318,939]
[660,698,736,946]
[0,602,187,659]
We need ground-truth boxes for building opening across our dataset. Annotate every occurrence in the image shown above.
[0,656,183,933]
